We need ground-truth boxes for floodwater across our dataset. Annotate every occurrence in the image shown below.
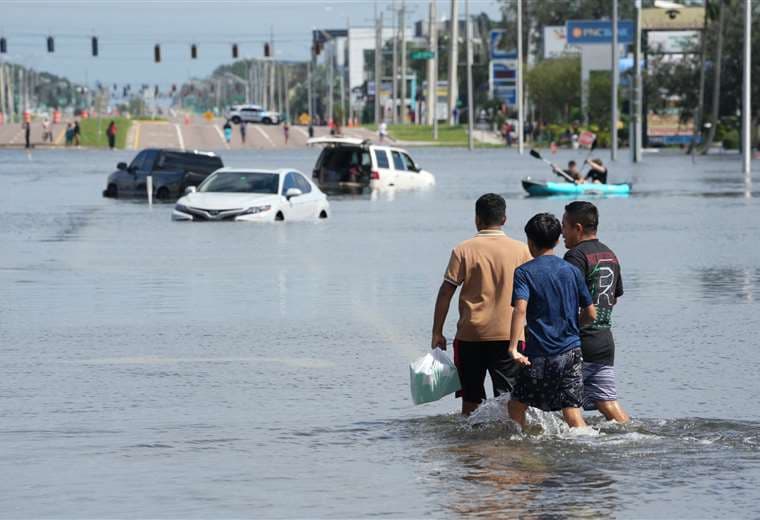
[1,146,759,518]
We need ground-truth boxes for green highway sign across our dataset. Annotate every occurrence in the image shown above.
[410,50,435,60]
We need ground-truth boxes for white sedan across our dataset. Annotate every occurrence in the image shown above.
[172,168,330,222]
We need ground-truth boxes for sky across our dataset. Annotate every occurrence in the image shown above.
[0,0,502,88]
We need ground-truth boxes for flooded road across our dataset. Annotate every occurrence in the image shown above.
[1,147,758,517]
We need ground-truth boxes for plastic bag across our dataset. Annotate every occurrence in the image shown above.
[409,348,461,405]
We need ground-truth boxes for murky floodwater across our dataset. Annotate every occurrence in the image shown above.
[1,147,758,518]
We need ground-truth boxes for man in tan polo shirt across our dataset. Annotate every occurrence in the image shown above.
[431,193,532,415]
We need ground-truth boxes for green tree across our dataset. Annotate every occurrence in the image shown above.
[525,56,580,122]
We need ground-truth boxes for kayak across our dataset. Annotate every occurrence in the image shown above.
[522,178,631,197]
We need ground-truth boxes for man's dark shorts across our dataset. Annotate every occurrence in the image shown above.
[453,339,520,403]
[512,348,584,412]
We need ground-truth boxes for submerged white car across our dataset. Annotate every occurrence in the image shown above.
[307,137,436,194]
[172,168,330,222]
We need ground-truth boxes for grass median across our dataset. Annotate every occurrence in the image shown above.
[363,124,497,147]
[79,117,132,148]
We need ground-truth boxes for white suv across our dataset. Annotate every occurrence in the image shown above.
[308,137,435,194]
[225,104,280,125]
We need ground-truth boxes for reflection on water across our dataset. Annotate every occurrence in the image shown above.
[697,267,759,303]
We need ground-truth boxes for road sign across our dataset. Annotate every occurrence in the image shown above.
[489,29,516,60]
[490,59,517,106]
[410,50,434,60]
[566,20,634,45]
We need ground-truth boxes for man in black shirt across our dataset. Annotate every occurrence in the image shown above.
[584,158,608,184]
[562,201,629,423]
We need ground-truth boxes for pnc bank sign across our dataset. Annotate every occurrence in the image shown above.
[566,20,634,45]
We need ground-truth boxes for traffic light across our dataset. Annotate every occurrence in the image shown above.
[313,41,321,56]
[232,43,238,59]
[154,85,159,97]
[91,36,98,57]
[154,44,161,63]
[264,42,271,57]
[191,44,197,59]
[0,37,7,54]
[47,36,54,53]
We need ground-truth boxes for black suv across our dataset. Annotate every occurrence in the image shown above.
[103,148,224,200]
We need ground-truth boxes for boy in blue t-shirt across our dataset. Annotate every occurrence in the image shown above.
[507,213,596,429]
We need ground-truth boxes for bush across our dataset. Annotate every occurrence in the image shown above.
[722,129,740,149]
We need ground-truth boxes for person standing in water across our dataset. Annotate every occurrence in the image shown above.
[431,194,532,416]
[283,121,290,144]
[507,213,596,430]
[562,201,629,423]
[240,121,247,144]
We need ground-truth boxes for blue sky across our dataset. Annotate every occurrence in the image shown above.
[0,0,502,87]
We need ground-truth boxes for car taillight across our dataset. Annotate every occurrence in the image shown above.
[371,170,380,180]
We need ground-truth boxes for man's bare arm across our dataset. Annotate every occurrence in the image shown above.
[431,281,457,349]
[580,304,597,325]
[508,300,531,366]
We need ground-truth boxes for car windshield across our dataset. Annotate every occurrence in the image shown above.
[199,171,279,194]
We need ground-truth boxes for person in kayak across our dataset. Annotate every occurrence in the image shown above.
[584,158,608,184]
[552,160,583,183]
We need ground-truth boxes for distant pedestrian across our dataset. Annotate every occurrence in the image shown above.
[308,123,314,139]
[283,121,290,144]
[23,121,31,149]
[106,120,117,150]
[379,121,388,143]
[42,118,53,143]
[73,121,81,146]
[65,123,74,146]
[223,120,232,144]
[240,121,247,144]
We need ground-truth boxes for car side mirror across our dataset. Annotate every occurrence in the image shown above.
[117,162,127,170]
[184,186,197,194]
[285,188,303,199]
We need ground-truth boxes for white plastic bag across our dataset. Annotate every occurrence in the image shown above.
[409,348,461,405]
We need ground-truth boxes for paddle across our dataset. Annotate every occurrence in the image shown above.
[579,137,598,175]
[529,149,575,183]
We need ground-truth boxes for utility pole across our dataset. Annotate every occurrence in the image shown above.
[307,60,313,123]
[426,0,437,126]
[742,0,751,174]
[634,0,643,162]
[465,0,474,150]
[517,0,524,154]
[400,0,407,124]
[328,41,334,125]
[611,0,619,161]
[375,10,383,125]
[447,0,459,125]
[391,0,398,124]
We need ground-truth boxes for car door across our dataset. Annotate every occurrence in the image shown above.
[372,147,396,188]
[293,171,320,217]
[133,150,159,197]
[400,151,423,187]
[281,172,309,220]
[119,150,147,195]
[241,108,256,123]
[390,150,411,188]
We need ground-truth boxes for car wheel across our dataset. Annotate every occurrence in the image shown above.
[231,116,241,124]
[275,211,284,221]
[262,118,272,125]
[156,187,170,201]
[105,184,118,198]
[319,210,328,219]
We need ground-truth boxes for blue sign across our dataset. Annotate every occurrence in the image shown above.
[566,21,634,45]
[489,30,517,60]
[491,60,517,106]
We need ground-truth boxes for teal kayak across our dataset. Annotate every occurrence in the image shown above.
[522,178,631,197]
